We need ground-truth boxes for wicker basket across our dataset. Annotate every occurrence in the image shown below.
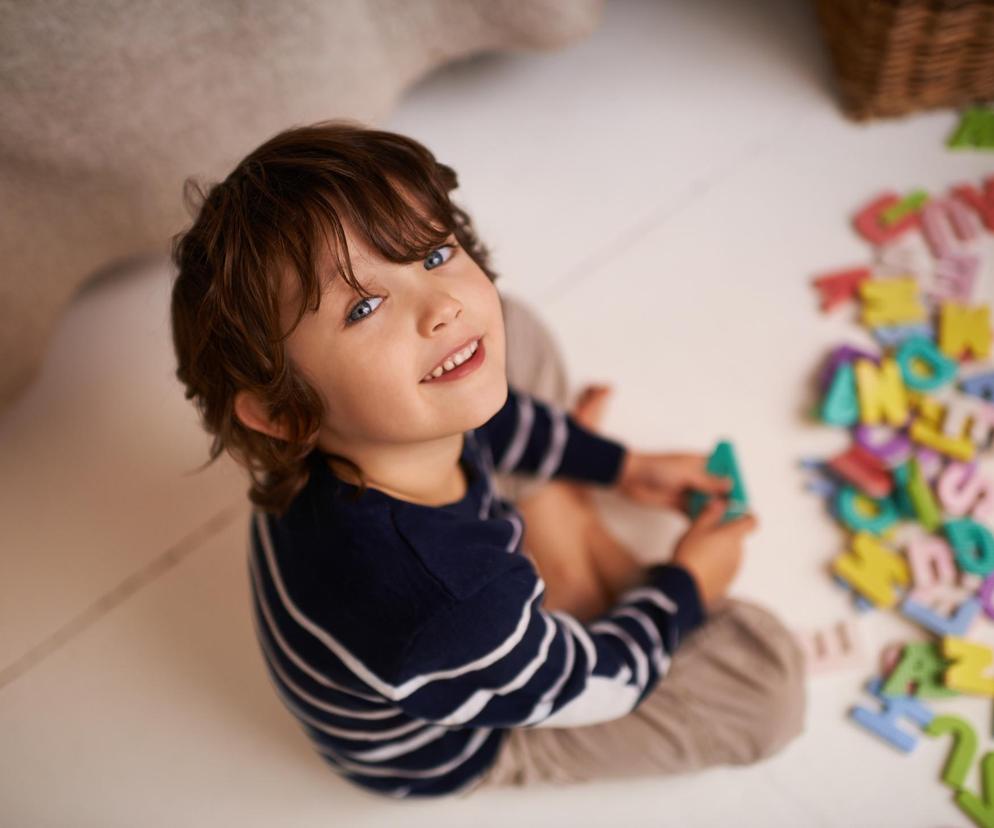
[815,0,994,120]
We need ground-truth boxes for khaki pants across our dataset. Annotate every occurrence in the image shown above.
[474,291,807,791]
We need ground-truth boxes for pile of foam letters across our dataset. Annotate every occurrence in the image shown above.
[799,175,994,825]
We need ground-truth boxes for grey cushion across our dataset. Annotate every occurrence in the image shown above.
[0,0,604,407]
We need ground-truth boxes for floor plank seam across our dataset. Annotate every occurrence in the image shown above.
[0,498,247,691]
[538,110,819,306]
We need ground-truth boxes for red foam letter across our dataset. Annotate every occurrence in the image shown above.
[813,267,871,312]
[853,192,921,246]
[951,176,994,233]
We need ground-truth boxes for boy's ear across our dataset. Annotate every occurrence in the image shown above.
[233,389,292,441]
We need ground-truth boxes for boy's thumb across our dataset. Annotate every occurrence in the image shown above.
[692,498,726,531]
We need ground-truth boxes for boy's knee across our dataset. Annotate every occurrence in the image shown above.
[730,662,806,766]
[754,654,807,761]
[722,600,808,763]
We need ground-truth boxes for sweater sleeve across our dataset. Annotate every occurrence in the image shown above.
[383,556,707,729]
[478,384,628,486]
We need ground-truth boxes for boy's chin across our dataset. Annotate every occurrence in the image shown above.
[424,372,508,424]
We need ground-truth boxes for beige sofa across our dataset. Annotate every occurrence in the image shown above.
[0,0,604,408]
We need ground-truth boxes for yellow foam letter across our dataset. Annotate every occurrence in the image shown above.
[939,302,991,360]
[943,636,994,697]
[855,358,909,427]
[831,532,910,608]
[860,277,926,327]
[909,419,976,462]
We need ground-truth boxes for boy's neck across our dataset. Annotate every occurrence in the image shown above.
[325,432,469,506]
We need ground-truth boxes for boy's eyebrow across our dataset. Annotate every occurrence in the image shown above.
[322,232,457,301]
[325,279,356,313]
[325,271,371,306]
[325,274,347,295]
[322,263,358,296]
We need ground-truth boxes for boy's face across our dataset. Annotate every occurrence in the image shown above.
[278,214,509,463]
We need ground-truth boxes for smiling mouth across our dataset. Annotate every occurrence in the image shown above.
[420,336,485,384]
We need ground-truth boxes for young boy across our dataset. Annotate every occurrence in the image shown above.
[169,119,806,799]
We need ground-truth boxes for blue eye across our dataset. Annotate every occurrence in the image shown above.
[345,295,383,325]
[424,244,456,270]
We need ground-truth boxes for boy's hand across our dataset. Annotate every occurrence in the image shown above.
[671,498,758,611]
[616,450,733,514]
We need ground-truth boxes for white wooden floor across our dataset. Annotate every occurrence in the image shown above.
[2,1,993,825]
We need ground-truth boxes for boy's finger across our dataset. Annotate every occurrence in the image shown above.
[689,472,732,496]
[708,474,734,494]
[690,498,727,531]
[717,512,759,536]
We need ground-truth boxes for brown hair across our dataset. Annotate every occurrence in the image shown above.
[169,119,499,516]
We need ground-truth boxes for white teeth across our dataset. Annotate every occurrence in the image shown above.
[422,339,479,382]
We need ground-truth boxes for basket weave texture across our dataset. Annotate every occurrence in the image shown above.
[815,0,994,120]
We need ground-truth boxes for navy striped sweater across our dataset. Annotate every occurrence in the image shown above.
[248,384,707,799]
